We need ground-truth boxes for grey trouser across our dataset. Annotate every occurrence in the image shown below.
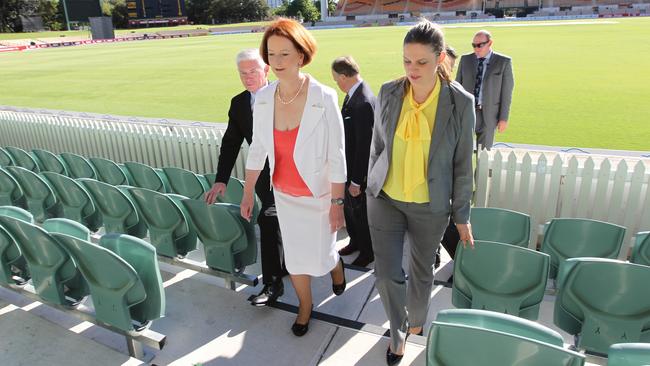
[367,191,449,352]
[475,108,495,150]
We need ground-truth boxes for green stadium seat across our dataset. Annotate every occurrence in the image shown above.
[214,176,260,224]
[196,174,212,192]
[59,152,97,179]
[0,206,33,285]
[0,167,25,207]
[51,233,147,332]
[541,218,626,280]
[99,233,165,328]
[155,168,171,193]
[452,240,550,320]
[221,176,245,204]
[78,179,147,238]
[435,309,565,347]
[180,199,257,274]
[89,157,129,186]
[0,215,88,305]
[124,162,166,193]
[0,206,33,223]
[428,309,585,366]
[5,147,39,172]
[41,172,101,231]
[0,147,14,167]
[5,166,57,222]
[630,232,650,267]
[118,163,134,185]
[42,217,92,241]
[554,258,650,354]
[608,343,650,366]
[203,173,217,186]
[32,149,67,175]
[126,187,197,258]
[470,207,531,247]
[162,167,206,200]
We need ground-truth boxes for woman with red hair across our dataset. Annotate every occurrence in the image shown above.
[240,18,348,337]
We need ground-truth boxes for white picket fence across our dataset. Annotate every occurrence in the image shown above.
[0,107,249,179]
[476,149,650,257]
[2,107,649,257]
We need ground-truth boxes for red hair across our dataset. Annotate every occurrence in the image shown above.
[260,18,318,67]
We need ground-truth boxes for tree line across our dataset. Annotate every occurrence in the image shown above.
[0,0,336,33]
[0,0,129,32]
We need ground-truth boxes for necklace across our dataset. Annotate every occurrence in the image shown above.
[277,76,307,105]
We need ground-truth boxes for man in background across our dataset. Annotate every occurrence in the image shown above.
[456,30,514,150]
[331,56,376,267]
[205,49,286,306]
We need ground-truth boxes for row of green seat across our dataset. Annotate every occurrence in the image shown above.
[0,145,260,225]
[0,146,240,201]
[426,309,650,365]
[0,206,165,332]
[470,207,650,270]
[450,239,650,354]
[0,166,257,275]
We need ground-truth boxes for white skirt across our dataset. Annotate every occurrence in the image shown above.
[273,190,339,276]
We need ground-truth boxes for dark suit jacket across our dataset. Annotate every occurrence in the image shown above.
[215,90,273,205]
[342,81,375,186]
[456,51,514,127]
[367,78,475,224]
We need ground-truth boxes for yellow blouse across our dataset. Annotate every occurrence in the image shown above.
[383,79,441,202]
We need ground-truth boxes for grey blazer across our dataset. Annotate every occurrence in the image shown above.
[456,52,514,127]
[366,78,475,224]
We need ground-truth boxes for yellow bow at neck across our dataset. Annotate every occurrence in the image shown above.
[394,84,438,200]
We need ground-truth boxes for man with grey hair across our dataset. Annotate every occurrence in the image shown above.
[456,29,514,150]
[331,55,376,267]
[205,49,287,306]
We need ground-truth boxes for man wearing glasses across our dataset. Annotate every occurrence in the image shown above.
[456,30,514,150]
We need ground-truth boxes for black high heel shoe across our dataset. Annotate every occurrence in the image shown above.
[386,330,421,365]
[291,305,313,337]
[332,258,347,296]
[386,347,403,366]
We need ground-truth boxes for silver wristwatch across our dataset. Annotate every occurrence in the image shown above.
[330,198,344,206]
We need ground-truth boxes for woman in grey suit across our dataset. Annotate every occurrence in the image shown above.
[365,20,475,365]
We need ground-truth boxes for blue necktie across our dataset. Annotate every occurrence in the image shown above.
[474,57,486,106]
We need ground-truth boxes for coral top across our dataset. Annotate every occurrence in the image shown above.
[272,127,312,197]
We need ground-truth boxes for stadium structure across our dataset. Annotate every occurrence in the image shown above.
[331,0,650,22]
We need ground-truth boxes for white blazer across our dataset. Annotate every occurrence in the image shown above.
[246,77,347,197]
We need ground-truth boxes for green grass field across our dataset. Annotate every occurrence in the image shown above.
[0,22,270,40]
[1,18,649,150]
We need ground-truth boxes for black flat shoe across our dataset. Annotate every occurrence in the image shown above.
[332,258,347,296]
[291,304,312,337]
[291,321,309,337]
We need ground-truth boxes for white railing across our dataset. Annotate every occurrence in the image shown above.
[476,149,650,257]
[0,106,248,179]
[3,107,649,257]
